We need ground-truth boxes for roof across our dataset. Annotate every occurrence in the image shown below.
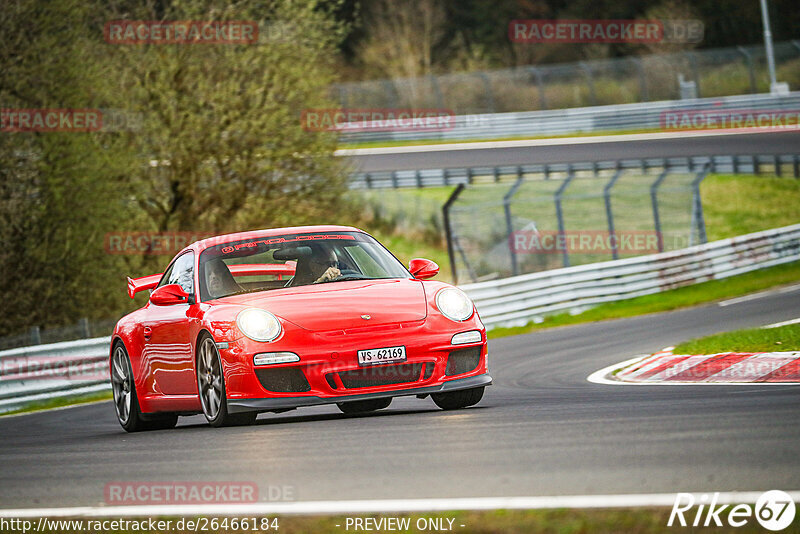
[190,225,363,252]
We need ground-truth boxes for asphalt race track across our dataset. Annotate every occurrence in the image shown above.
[346,130,800,172]
[1,286,799,509]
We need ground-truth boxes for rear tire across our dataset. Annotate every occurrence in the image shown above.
[431,386,484,410]
[197,334,257,427]
[111,343,178,432]
[337,397,392,414]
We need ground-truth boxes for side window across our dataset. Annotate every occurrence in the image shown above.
[345,245,383,278]
[159,252,195,294]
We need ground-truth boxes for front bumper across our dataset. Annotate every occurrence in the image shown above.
[219,310,489,404]
[227,373,492,413]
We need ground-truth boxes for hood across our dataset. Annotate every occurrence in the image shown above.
[223,278,428,331]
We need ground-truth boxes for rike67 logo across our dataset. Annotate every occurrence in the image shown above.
[669,491,796,530]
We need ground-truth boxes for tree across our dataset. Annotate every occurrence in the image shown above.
[109,0,350,235]
[0,0,139,333]
[357,0,447,81]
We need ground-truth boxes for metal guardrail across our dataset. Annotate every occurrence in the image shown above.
[461,223,800,328]
[0,337,111,413]
[2,224,798,412]
[349,153,800,190]
[340,91,800,144]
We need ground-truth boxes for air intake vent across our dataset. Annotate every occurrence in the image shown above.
[339,363,424,389]
[445,347,481,376]
[255,367,311,393]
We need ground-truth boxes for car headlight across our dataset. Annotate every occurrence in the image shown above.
[435,287,474,322]
[236,308,282,342]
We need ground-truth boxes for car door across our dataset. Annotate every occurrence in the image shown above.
[142,251,198,396]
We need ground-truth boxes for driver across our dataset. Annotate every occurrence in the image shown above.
[310,247,340,283]
[205,258,241,298]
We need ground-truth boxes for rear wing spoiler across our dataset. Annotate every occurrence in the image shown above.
[127,274,162,299]
[228,262,296,280]
[126,263,296,299]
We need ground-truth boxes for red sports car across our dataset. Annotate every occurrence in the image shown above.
[111,226,491,431]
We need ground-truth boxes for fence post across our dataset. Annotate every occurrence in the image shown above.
[690,164,710,246]
[604,169,623,260]
[685,52,701,98]
[554,171,575,267]
[443,184,466,285]
[79,318,90,338]
[382,79,400,108]
[474,72,495,113]
[579,62,597,106]
[736,46,757,94]
[504,169,526,276]
[650,170,669,252]
[428,75,444,109]
[30,326,41,346]
[527,67,547,110]
[630,57,648,102]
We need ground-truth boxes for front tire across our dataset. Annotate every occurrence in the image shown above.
[111,343,178,432]
[197,335,257,427]
[431,386,484,410]
[337,397,392,414]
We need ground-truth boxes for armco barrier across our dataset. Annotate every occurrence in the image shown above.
[0,337,111,413]
[339,91,800,144]
[1,223,798,412]
[461,223,800,328]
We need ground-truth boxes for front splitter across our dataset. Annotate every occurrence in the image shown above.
[227,373,492,413]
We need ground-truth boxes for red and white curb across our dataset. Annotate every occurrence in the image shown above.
[589,348,800,386]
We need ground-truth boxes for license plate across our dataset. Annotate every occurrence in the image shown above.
[357,345,407,366]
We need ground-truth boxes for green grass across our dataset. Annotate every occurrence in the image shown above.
[488,260,800,339]
[33,508,799,533]
[674,324,800,355]
[0,390,112,417]
[369,229,453,282]
[701,174,800,241]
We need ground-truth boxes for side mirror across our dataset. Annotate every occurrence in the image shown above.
[149,284,191,306]
[409,258,439,280]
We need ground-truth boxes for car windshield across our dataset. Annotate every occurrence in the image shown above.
[198,231,411,301]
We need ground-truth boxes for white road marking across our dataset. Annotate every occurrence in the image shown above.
[336,129,785,156]
[719,283,800,307]
[779,283,800,293]
[2,492,800,518]
[762,317,800,329]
